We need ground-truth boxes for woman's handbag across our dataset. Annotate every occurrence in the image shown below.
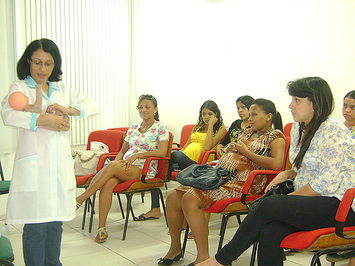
[176,164,232,190]
[73,150,105,176]
[247,179,294,211]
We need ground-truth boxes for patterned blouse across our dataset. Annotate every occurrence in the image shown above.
[124,121,169,179]
[290,117,355,209]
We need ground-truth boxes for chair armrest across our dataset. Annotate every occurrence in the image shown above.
[141,156,171,183]
[96,152,118,171]
[172,142,180,148]
[336,188,355,239]
[240,169,281,205]
[198,150,217,165]
[172,147,182,151]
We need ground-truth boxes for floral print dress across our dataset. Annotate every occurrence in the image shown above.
[123,121,169,179]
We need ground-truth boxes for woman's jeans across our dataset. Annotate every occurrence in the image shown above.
[23,221,63,266]
[171,150,196,171]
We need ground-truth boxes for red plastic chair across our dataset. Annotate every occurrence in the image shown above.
[172,124,195,150]
[181,137,291,256]
[107,126,130,132]
[98,132,174,240]
[76,130,125,232]
[277,188,355,266]
[283,122,293,137]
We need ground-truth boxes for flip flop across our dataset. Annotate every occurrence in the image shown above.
[135,213,160,221]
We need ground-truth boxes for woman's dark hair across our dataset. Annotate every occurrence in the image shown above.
[195,100,223,134]
[287,77,334,169]
[252,98,283,131]
[17,38,63,81]
[236,95,254,109]
[137,94,160,121]
[344,90,355,100]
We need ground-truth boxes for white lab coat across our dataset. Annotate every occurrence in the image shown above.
[1,77,98,224]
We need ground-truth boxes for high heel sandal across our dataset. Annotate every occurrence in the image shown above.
[76,201,82,210]
[157,252,183,265]
[94,227,108,243]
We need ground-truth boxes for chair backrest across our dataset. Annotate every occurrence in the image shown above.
[156,132,174,181]
[283,123,293,137]
[86,130,125,153]
[107,127,130,133]
[179,124,195,148]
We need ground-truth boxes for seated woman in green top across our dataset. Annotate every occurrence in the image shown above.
[171,100,226,171]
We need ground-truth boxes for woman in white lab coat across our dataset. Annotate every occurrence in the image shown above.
[1,38,98,266]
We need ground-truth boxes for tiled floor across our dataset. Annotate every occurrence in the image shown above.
[0,182,350,266]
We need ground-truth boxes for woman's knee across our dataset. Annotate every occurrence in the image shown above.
[166,190,183,209]
[181,193,202,211]
[171,151,183,163]
[101,178,119,193]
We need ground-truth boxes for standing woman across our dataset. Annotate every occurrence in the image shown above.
[216,95,254,159]
[1,38,98,266]
[75,94,169,243]
[196,77,355,266]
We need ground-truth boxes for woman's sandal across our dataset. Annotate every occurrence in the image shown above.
[94,227,108,243]
[76,201,82,210]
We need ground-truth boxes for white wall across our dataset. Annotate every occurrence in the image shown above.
[137,0,355,142]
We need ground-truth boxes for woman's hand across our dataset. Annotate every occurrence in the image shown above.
[216,144,225,159]
[119,155,137,170]
[46,103,73,116]
[225,141,238,153]
[208,116,218,128]
[234,140,248,155]
[47,114,70,131]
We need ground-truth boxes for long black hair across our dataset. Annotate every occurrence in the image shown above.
[236,95,254,109]
[195,100,223,134]
[287,77,334,169]
[252,98,283,131]
[17,38,63,81]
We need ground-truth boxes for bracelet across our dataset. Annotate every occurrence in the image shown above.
[70,107,75,115]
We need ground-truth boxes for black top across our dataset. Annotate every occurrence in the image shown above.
[220,119,249,146]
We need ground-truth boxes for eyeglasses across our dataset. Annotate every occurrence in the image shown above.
[30,59,55,68]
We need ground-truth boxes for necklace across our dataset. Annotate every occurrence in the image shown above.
[140,121,154,132]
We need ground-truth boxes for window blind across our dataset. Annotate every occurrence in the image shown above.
[14,0,140,145]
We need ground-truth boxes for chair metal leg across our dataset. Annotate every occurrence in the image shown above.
[125,194,136,220]
[122,193,134,240]
[88,192,96,233]
[116,194,125,219]
[158,189,168,226]
[182,224,190,257]
[218,215,228,252]
[81,198,89,230]
[250,242,258,266]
